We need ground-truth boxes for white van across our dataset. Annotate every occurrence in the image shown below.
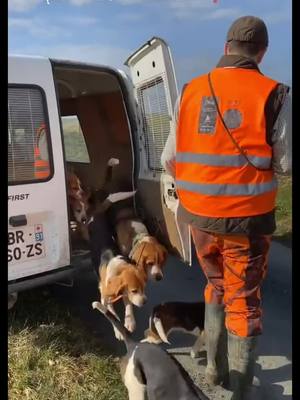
[8,37,191,298]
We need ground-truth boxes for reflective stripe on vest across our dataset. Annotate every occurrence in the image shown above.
[176,177,277,197]
[175,68,279,218]
[176,152,271,169]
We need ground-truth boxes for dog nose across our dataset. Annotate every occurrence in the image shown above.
[82,218,87,224]
[154,273,163,281]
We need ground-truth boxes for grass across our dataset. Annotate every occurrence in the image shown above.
[274,175,292,245]
[8,289,127,400]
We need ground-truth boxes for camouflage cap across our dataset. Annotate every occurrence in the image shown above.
[226,16,269,46]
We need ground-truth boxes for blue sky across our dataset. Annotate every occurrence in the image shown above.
[9,0,292,90]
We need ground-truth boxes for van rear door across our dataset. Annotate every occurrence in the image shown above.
[125,37,191,264]
[8,56,70,282]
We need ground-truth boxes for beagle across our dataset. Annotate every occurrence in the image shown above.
[114,208,168,282]
[66,169,84,201]
[143,301,206,359]
[68,159,135,241]
[98,250,146,340]
[92,302,209,400]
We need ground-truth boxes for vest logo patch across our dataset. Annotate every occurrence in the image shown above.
[223,109,242,129]
[198,96,218,134]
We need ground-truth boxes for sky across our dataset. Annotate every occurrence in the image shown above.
[8,0,292,90]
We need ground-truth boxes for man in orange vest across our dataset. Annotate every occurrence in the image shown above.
[34,123,50,179]
[162,16,291,399]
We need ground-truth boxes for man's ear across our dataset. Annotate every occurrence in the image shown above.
[256,47,267,64]
[224,42,230,55]
[104,276,126,299]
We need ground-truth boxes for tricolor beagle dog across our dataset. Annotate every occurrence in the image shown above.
[68,159,135,241]
[114,208,168,282]
[92,301,209,400]
[143,302,206,359]
[98,249,146,339]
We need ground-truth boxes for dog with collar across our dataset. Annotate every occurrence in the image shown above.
[142,302,206,359]
[92,301,209,400]
[98,249,146,339]
[114,208,168,282]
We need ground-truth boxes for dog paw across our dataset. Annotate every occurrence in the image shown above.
[92,301,100,309]
[114,328,124,341]
[124,316,136,332]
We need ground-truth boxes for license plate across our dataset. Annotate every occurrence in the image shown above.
[8,224,46,264]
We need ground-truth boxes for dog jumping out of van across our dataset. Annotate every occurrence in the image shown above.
[68,158,136,241]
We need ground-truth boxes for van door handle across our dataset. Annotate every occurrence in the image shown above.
[9,215,28,227]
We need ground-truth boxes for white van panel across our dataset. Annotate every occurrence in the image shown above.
[125,38,191,264]
[8,56,70,280]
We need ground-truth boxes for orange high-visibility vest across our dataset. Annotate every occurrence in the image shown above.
[175,68,279,218]
[34,124,50,179]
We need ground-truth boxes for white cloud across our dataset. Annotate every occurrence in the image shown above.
[9,17,71,38]
[8,0,42,12]
[263,9,291,25]
[116,11,144,22]
[68,0,93,5]
[117,0,145,4]
[60,16,98,25]
[206,8,240,20]
[168,0,240,20]
[10,43,130,69]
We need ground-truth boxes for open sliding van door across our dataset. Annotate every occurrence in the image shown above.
[125,37,191,264]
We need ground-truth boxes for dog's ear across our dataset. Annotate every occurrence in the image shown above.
[131,244,148,272]
[158,244,168,265]
[104,276,126,300]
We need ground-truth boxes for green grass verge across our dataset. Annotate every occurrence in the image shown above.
[274,176,292,245]
[8,290,127,400]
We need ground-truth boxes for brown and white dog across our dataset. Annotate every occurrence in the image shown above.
[143,302,206,359]
[98,249,147,340]
[114,208,168,282]
[67,159,135,241]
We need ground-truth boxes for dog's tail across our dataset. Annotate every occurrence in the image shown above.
[94,158,120,202]
[151,314,170,344]
[104,158,119,186]
[92,301,134,350]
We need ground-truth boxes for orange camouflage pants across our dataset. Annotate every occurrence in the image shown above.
[191,228,271,337]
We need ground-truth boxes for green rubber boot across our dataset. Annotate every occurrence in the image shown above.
[228,332,258,400]
[204,303,229,386]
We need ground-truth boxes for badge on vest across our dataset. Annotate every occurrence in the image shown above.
[198,96,218,134]
[223,109,243,129]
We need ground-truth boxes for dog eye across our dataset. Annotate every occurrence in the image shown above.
[131,289,138,294]
[76,209,81,212]
[146,261,154,267]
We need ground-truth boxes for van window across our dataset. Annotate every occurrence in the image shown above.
[8,86,52,184]
[137,76,170,172]
[62,115,90,163]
